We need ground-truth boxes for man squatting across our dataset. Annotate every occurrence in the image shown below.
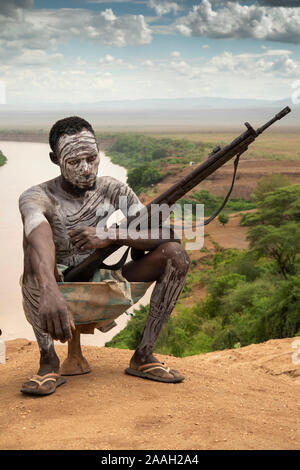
[19,117,190,395]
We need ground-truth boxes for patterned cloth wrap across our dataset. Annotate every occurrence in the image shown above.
[57,265,152,334]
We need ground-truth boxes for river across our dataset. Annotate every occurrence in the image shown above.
[0,141,152,347]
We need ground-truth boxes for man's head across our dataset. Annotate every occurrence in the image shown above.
[49,116,100,190]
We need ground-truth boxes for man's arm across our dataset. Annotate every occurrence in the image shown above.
[19,188,74,342]
[26,222,74,342]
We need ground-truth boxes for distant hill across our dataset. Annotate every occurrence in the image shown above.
[0,97,297,130]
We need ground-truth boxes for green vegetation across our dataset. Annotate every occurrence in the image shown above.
[153,132,300,161]
[127,165,165,195]
[252,174,291,203]
[218,214,229,226]
[0,150,7,167]
[106,184,300,357]
[102,133,214,193]
[179,190,256,218]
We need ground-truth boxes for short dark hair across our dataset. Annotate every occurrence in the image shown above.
[49,116,96,153]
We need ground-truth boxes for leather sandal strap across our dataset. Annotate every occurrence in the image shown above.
[138,362,162,371]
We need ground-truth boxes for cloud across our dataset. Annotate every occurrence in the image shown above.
[2,48,300,104]
[99,54,124,65]
[0,0,33,18]
[85,9,152,46]
[0,7,152,63]
[142,59,154,66]
[148,0,181,15]
[205,49,300,78]
[170,50,181,57]
[175,0,300,43]
[99,54,115,63]
[13,49,63,66]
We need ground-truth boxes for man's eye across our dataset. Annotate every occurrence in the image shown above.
[68,161,78,166]
[87,156,96,163]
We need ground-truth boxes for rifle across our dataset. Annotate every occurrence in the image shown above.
[64,106,291,282]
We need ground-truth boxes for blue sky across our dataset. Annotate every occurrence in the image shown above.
[1,0,300,105]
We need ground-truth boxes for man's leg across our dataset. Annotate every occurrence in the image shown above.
[122,241,190,381]
[21,299,65,395]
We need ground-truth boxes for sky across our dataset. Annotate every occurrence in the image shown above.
[1,0,300,106]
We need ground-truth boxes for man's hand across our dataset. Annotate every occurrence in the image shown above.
[39,284,75,342]
[69,226,112,250]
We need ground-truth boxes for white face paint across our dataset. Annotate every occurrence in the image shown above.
[57,130,100,189]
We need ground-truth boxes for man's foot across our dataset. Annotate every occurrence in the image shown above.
[21,373,66,396]
[60,355,91,376]
[125,353,184,383]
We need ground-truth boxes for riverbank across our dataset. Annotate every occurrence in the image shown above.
[1,336,300,450]
[0,149,7,166]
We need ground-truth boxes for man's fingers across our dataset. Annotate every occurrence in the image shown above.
[46,316,54,338]
[68,227,88,239]
[53,315,65,342]
[61,321,72,343]
[73,238,87,249]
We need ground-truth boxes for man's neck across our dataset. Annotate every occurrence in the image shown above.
[59,175,96,197]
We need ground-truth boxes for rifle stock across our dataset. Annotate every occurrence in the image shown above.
[63,106,291,282]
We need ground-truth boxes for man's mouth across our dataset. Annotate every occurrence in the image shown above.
[75,176,96,187]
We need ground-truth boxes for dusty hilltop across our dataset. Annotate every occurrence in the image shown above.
[1,337,300,450]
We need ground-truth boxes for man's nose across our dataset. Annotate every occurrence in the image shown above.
[79,160,90,174]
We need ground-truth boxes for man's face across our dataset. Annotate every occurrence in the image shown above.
[57,129,100,189]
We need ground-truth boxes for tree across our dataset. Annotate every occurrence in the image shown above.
[152,148,167,160]
[252,174,291,203]
[127,164,164,193]
[218,213,229,226]
[241,184,300,227]
[247,222,300,279]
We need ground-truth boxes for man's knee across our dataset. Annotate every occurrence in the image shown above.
[158,242,190,273]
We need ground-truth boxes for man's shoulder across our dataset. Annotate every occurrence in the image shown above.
[97,175,138,194]
[19,178,58,204]
[97,175,126,189]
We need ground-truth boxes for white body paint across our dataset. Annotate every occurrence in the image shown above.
[57,130,100,189]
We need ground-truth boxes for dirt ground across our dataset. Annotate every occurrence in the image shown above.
[1,337,300,450]
[140,159,300,204]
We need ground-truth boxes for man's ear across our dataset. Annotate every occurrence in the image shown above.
[49,151,59,165]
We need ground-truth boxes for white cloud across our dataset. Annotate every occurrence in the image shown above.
[142,59,154,66]
[2,47,300,104]
[170,50,181,57]
[0,7,152,63]
[205,49,300,78]
[0,0,33,18]
[12,49,63,66]
[175,24,191,36]
[99,54,115,63]
[175,0,300,43]
[148,0,181,16]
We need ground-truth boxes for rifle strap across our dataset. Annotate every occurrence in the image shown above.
[203,150,243,226]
